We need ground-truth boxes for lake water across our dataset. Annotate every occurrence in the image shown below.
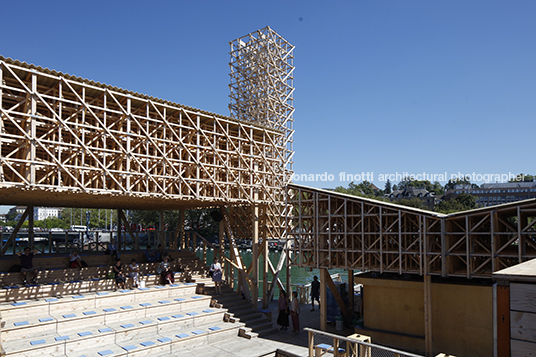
[195,248,350,299]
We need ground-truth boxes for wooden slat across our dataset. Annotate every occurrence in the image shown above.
[511,311,536,344]
[511,339,536,357]
[511,283,536,313]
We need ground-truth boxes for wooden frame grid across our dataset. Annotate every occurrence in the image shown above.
[0,57,288,215]
[229,26,294,179]
[288,184,536,279]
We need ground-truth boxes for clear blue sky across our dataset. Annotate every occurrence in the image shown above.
[1,1,535,213]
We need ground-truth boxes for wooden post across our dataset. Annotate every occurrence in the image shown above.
[219,215,226,285]
[320,268,328,331]
[495,283,510,357]
[116,209,121,252]
[424,274,433,357]
[252,200,259,307]
[348,270,354,323]
[159,210,164,248]
[308,329,314,357]
[263,229,269,308]
[28,206,34,248]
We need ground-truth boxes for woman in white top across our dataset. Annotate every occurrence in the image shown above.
[129,258,140,288]
[210,257,223,295]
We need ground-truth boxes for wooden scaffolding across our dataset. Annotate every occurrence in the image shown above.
[287,183,536,278]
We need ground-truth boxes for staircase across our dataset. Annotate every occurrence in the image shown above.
[203,284,278,339]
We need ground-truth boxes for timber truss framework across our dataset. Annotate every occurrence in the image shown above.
[0,56,290,240]
[287,184,536,279]
[229,26,295,177]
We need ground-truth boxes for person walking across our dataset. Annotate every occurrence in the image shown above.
[311,275,320,311]
[290,291,301,332]
[277,290,290,330]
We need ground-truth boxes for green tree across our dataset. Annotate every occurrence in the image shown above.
[60,208,118,229]
[395,198,426,210]
[384,179,392,195]
[436,193,478,213]
[444,178,478,191]
[129,208,219,239]
[509,173,535,182]
[334,181,382,198]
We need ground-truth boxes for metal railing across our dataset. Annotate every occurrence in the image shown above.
[305,328,423,357]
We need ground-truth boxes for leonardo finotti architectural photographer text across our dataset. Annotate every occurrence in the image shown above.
[291,172,528,183]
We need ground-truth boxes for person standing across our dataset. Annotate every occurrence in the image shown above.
[16,247,39,284]
[290,291,301,332]
[311,275,320,311]
[210,257,223,295]
[277,290,290,330]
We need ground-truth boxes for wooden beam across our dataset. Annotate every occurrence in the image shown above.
[325,268,348,320]
[118,210,137,250]
[1,208,30,254]
[320,268,328,331]
[424,274,433,357]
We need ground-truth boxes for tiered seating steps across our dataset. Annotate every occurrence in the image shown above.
[0,283,244,356]
[204,285,278,338]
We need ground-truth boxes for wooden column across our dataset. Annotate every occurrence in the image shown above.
[348,270,354,323]
[179,209,186,250]
[28,206,34,248]
[495,284,510,357]
[218,214,226,285]
[262,232,269,308]
[424,274,433,357]
[116,209,122,252]
[159,210,164,247]
[252,200,259,307]
[320,268,328,331]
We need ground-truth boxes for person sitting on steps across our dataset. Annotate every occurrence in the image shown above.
[157,255,174,285]
[16,246,39,285]
[69,249,82,269]
[112,258,126,290]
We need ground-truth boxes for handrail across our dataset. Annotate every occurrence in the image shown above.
[304,327,424,357]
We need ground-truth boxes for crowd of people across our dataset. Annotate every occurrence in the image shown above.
[14,240,182,290]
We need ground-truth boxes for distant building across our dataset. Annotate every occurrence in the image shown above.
[8,206,60,221]
[0,213,6,222]
[386,187,437,210]
[445,182,536,207]
[34,207,60,221]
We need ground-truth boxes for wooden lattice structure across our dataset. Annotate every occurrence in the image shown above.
[288,184,536,279]
[0,56,289,215]
[229,26,294,177]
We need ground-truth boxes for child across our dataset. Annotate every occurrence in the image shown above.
[290,291,300,332]
[129,258,140,288]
